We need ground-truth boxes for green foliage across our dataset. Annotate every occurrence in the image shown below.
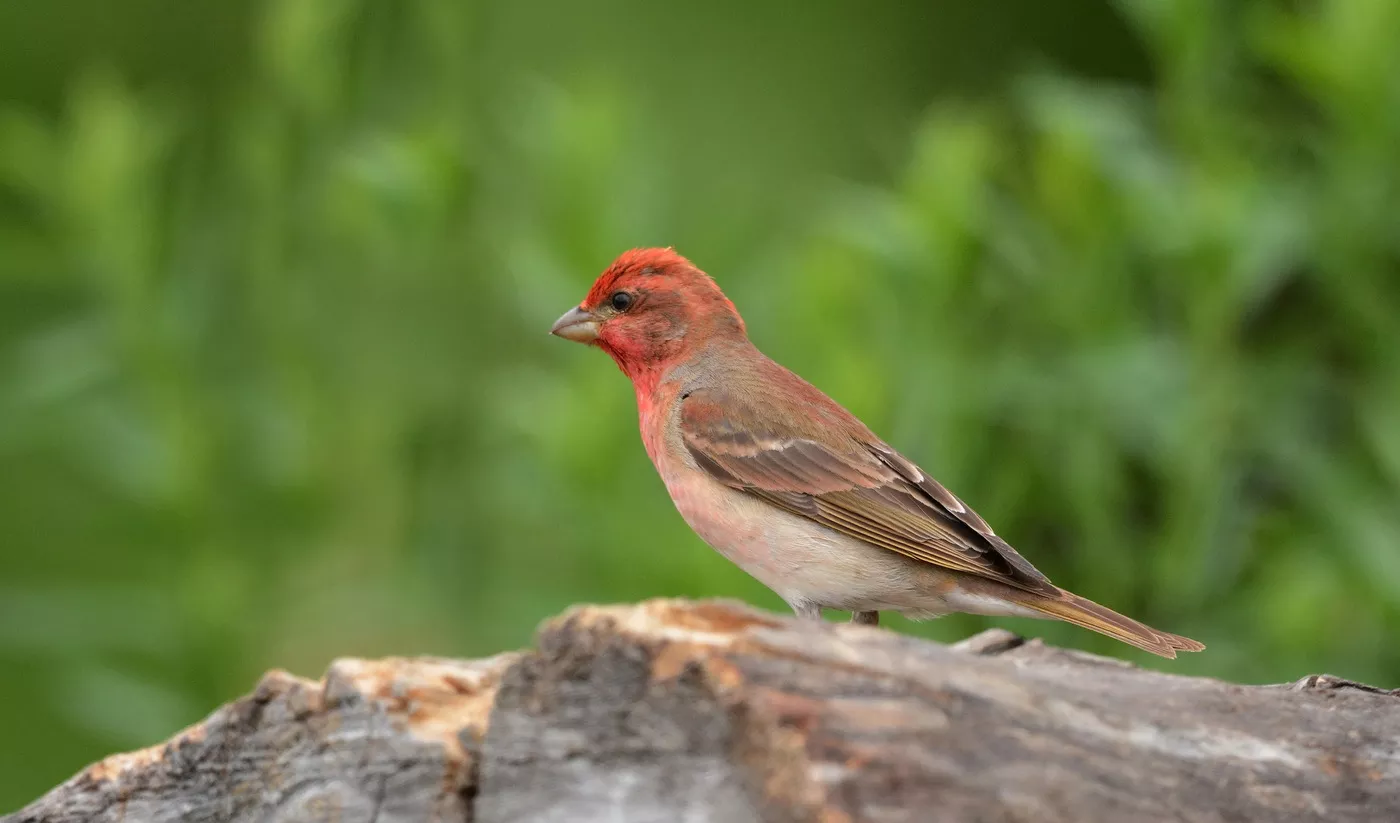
[2,0,1398,808]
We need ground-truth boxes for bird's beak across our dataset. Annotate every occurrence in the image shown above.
[550,305,600,344]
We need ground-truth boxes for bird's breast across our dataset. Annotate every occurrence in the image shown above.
[638,389,927,610]
[639,386,788,576]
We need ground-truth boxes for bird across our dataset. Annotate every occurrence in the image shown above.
[550,247,1203,658]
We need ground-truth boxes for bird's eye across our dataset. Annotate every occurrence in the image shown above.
[609,291,634,312]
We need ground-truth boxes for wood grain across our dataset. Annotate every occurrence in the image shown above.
[8,600,1398,823]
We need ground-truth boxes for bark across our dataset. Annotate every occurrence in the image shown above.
[7,599,1398,823]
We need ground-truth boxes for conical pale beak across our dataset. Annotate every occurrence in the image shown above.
[550,306,600,343]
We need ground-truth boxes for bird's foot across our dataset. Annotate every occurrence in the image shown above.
[851,610,879,626]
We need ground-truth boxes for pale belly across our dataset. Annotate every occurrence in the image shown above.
[658,460,957,615]
[637,379,1036,619]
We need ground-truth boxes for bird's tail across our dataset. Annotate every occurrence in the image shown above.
[1013,589,1204,659]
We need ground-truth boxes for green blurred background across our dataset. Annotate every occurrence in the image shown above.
[3,0,1399,808]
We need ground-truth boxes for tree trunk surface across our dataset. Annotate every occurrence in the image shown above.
[7,599,1398,823]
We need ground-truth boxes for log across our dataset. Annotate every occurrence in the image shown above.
[6,599,1398,823]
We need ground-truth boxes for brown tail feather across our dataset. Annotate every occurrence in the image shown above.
[1015,590,1204,659]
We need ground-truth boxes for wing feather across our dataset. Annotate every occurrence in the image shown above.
[680,389,1055,594]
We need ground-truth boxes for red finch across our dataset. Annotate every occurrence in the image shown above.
[552,248,1203,658]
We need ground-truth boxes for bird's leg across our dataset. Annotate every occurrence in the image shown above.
[792,602,823,621]
[851,610,880,626]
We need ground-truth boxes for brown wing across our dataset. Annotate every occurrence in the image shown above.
[680,388,1055,595]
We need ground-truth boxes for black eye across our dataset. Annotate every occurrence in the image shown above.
[610,291,634,312]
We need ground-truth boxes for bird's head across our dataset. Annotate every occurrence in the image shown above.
[551,248,746,379]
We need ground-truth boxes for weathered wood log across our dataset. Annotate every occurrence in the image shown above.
[7,599,1399,823]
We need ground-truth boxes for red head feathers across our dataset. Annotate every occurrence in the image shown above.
[563,248,747,380]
